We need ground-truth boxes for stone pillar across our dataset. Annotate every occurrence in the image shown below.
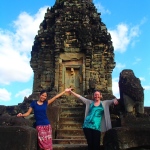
[54,54,59,91]
[59,61,63,92]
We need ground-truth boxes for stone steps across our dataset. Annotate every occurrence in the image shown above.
[53,144,104,150]
[60,111,84,118]
[53,139,87,144]
[54,135,85,139]
[53,144,88,150]
[60,106,85,112]
[56,129,84,137]
[58,122,82,129]
[60,103,84,107]
[59,117,84,123]
[54,100,86,145]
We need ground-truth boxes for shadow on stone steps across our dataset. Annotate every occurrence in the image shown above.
[53,144,104,150]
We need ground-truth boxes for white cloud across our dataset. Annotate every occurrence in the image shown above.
[15,88,32,98]
[143,86,150,90]
[13,7,49,53]
[139,77,145,82]
[94,2,111,15]
[109,23,140,53]
[0,6,48,85]
[115,62,126,71]
[112,78,120,98]
[0,88,11,101]
[132,57,141,65]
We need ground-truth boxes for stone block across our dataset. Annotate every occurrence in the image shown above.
[0,113,33,127]
[47,106,61,138]
[103,127,150,150]
[0,126,37,150]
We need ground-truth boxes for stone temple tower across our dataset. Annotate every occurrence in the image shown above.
[30,0,116,99]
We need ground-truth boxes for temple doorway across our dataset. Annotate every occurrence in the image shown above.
[64,66,82,94]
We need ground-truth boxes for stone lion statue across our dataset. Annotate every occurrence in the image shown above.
[119,69,144,115]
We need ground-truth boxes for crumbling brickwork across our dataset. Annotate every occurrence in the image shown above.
[30,0,115,98]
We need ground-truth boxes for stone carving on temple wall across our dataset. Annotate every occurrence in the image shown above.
[88,76,97,94]
[60,53,84,94]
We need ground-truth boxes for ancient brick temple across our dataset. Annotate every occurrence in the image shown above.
[1,1,150,150]
[30,0,115,97]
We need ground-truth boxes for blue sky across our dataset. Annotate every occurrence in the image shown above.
[0,0,150,106]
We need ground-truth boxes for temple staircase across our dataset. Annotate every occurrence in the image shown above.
[53,97,87,150]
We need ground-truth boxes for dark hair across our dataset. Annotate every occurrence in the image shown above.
[93,90,101,93]
[40,90,47,95]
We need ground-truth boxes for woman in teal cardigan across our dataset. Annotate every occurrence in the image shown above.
[68,89,119,150]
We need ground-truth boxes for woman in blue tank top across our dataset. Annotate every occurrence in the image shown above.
[17,89,69,150]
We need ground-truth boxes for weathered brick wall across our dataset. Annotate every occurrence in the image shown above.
[30,0,115,97]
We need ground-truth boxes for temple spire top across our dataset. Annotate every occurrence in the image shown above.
[56,0,92,3]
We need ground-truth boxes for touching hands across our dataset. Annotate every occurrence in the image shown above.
[17,113,23,117]
[113,98,119,105]
[65,88,73,92]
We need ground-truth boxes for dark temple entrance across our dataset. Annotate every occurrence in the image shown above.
[64,66,83,94]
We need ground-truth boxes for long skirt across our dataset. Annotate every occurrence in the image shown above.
[36,124,53,150]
